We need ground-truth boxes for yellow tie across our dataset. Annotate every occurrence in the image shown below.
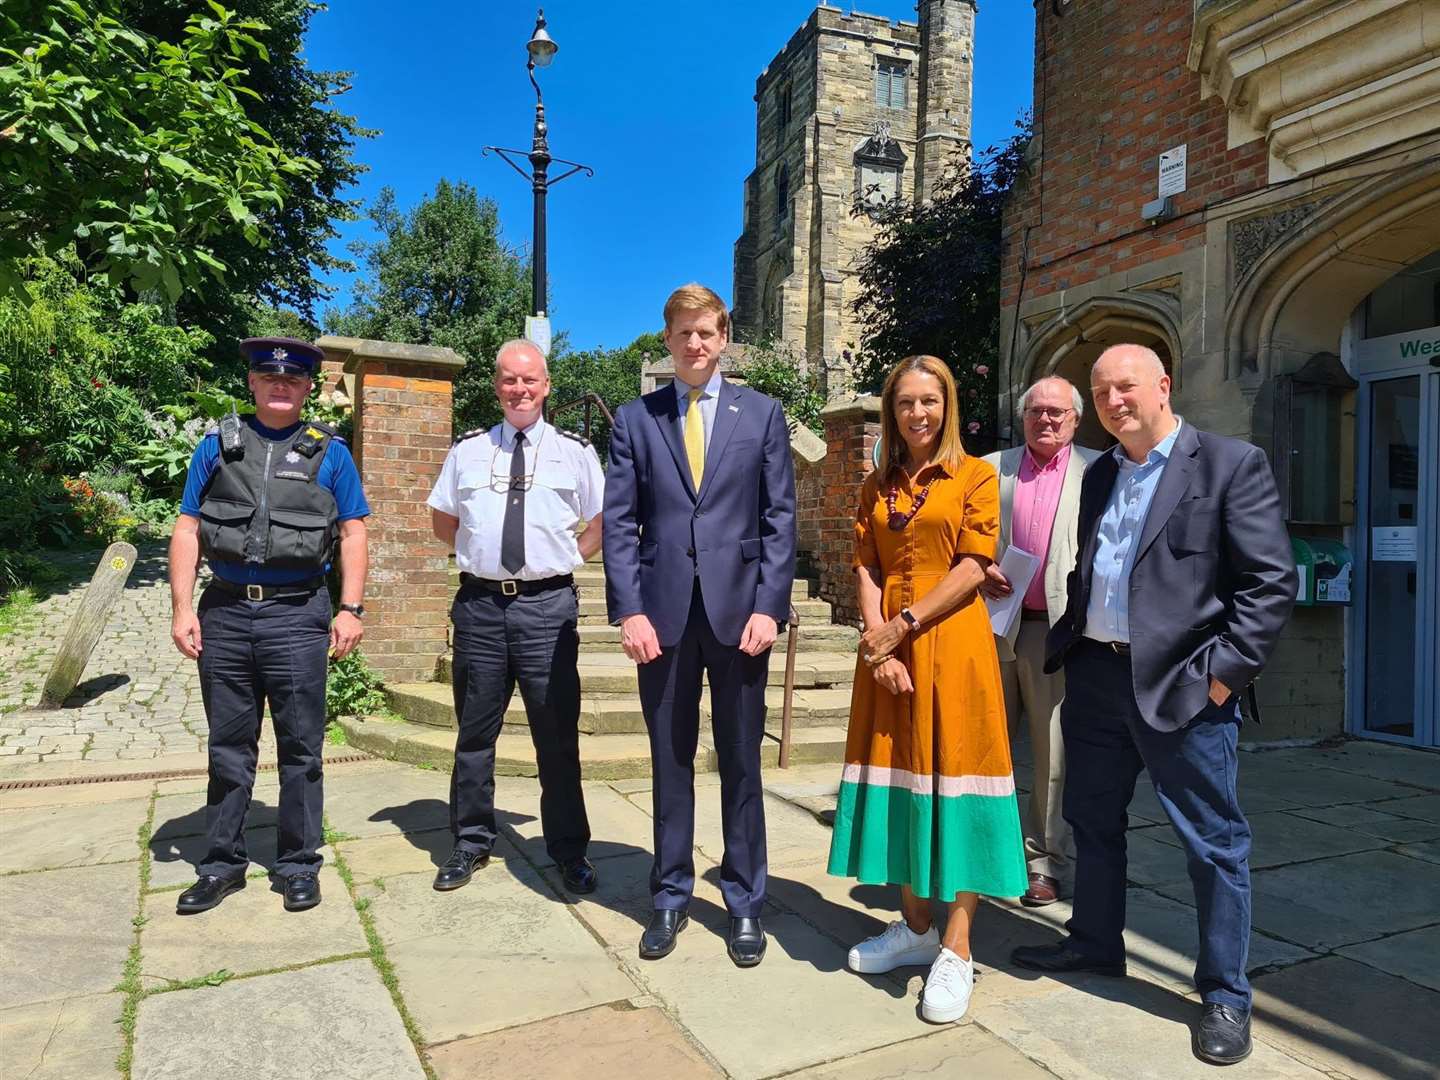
[684,387,705,489]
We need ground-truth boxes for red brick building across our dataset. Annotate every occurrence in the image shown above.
[1000,0,1440,745]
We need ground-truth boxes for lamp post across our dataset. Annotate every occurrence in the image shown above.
[483,9,593,352]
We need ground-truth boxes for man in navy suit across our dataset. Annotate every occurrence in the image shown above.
[603,283,797,968]
[1011,344,1296,1066]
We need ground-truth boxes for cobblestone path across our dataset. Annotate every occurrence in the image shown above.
[0,544,209,766]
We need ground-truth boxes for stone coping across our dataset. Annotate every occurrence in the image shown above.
[819,394,882,421]
[318,335,466,373]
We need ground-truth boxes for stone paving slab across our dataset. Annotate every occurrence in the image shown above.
[784,1024,1056,1079]
[1368,793,1440,823]
[616,912,931,1080]
[1139,809,1390,867]
[1262,742,1440,790]
[132,959,426,1080]
[0,777,155,810]
[0,991,124,1080]
[147,826,274,890]
[977,978,1329,1080]
[335,826,500,884]
[1395,838,1440,864]
[1288,802,1440,843]
[0,795,149,873]
[151,792,278,839]
[427,1003,722,1080]
[1335,923,1440,992]
[366,858,637,1043]
[1225,849,1440,950]
[1251,955,1440,1080]
[1236,763,1413,812]
[501,781,658,867]
[320,762,459,840]
[0,861,137,1008]
[139,866,364,986]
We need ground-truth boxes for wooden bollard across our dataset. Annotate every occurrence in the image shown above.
[39,541,138,708]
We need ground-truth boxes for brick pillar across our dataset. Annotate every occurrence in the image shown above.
[317,336,466,685]
[814,396,882,626]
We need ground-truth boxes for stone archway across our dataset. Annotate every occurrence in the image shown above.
[1227,157,1440,381]
[1014,292,1183,448]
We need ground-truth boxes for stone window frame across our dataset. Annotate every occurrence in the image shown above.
[779,83,793,130]
[775,163,791,233]
[854,125,907,216]
[874,57,909,111]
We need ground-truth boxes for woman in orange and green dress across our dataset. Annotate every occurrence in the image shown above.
[827,354,1027,1023]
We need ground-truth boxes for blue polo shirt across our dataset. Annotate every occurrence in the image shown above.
[180,417,370,585]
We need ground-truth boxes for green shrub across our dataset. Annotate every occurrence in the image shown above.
[326,649,387,720]
[740,338,825,435]
[0,550,63,601]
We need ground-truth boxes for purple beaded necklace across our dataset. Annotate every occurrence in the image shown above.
[884,467,937,531]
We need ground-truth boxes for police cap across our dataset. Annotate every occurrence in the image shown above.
[241,336,325,377]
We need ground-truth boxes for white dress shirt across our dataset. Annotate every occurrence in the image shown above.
[428,416,604,580]
[673,366,723,455]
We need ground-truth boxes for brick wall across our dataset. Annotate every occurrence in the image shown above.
[808,397,882,626]
[1001,0,1268,307]
[318,337,465,686]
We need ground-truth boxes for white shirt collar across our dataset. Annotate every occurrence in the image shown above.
[501,414,547,450]
[673,366,724,404]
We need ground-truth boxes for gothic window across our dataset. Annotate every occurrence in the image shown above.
[779,84,793,130]
[776,165,790,231]
[875,59,908,110]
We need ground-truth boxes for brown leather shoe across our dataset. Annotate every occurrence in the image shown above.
[1021,872,1060,907]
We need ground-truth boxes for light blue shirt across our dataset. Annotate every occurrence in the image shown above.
[1084,418,1184,643]
[673,367,723,455]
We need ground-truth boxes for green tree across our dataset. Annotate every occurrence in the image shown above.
[329,180,533,433]
[122,0,372,337]
[739,336,824,436]
[548,332,660,460]
[0,0,318,304]
[850,119,1031,450]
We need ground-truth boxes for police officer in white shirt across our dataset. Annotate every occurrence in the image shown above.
[427,339,604,895]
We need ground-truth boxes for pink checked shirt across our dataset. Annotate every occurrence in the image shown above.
[1011,442,1072,611]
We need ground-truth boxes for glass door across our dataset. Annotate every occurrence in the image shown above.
[1355,370,1438,744]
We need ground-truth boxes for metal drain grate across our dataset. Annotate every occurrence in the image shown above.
[0,752,378,791]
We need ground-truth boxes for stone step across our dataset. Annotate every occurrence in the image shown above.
[572,597,833,622]
[384,682,855,736]
[434,650,858,693]
[337,713,849,779]
[574,622,860,651]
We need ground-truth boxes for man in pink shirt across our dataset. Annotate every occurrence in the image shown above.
[982,377,1100,906]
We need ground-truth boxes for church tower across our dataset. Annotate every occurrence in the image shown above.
[914,0,976,203]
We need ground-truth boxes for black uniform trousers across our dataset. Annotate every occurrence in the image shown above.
[196,586,330,880]
[637,582,770,918]
[449,580,590,863]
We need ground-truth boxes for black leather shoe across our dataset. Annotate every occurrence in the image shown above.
[560,856,598,895]
[433,847,489,892]
[1195,1004,1252,1065]
[1011,942,1126,977]
[638,909,689,960]
[176,874,245,914]
[282,871,321,912]
[727,916,767,968]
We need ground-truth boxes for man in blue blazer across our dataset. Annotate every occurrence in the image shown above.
[603,284,797,967]
[1011,344,1296,1066]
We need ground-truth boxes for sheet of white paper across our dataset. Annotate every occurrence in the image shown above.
[986,544,1043,638]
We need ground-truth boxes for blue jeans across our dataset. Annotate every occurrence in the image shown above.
[1061,638,1253,1012]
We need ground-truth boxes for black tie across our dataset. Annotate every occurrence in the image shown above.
[500,430,526,574]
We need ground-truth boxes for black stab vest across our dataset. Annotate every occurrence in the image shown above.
[197,419,340,572]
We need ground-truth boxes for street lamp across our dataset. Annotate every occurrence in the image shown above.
[483,8,593,353]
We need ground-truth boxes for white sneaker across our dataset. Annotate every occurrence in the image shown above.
[921,947,974,1023]
[847,920,941,974]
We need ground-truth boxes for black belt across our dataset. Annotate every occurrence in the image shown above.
[209,576,327,601]
[459,572,573,597]
[1083,637,1130,655]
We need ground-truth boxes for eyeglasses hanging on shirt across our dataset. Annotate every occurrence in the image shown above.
[485,429,549,493]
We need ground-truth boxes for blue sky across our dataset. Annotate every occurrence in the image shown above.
[306,1,1035,352]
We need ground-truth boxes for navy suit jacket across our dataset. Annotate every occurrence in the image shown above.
[1045,422,1298,732]
[603,379,797,648]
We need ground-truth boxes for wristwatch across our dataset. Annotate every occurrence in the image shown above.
[339,603,365,618]
[899,607,920,631]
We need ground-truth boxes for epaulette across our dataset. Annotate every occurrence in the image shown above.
[558,428,591,449]
[454,427,487,444]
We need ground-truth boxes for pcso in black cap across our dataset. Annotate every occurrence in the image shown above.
[167,336,371,915]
